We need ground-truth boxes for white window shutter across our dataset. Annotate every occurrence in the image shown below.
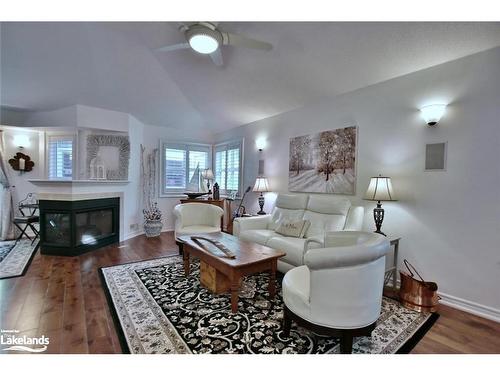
[48,137,73,179]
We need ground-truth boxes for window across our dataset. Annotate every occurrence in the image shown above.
[47,135,74,179]
[161,142,211,195]
[214,140,243,196]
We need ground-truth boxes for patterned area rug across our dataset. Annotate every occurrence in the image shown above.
[0,239,39,279]
[101,256,438,354]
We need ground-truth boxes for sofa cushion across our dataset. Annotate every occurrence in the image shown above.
[275,194,309,210]
[267,236,322,267]
[306,195,351,215]
[275,219,311,238]
[175,225,221,239]
[239,229,281,246]
[268,194,309,231]
[303,195,351,237]
[268,207,305,231]
[303,211,347,237]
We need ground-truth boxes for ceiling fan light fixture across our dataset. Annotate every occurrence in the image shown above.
[189,34,219,54]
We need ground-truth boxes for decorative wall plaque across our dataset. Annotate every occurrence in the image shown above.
[86,134,130,180]
[8,152,35,173]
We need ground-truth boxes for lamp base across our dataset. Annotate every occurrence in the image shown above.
[257,193,266,215]
[373,202,386,237]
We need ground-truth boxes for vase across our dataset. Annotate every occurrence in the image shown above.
[144,219,162,238]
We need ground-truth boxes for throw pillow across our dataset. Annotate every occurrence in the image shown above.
[275,219,311,238]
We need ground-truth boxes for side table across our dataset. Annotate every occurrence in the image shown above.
[384,237,401,294]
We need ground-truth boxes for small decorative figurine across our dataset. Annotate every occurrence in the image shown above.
[213,182,220,200]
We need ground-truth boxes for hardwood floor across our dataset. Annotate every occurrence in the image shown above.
[1,231,499,354]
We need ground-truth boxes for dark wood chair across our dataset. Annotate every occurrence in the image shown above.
[282,305,376,354]
[14,193,39,244]
[13,215,39,244]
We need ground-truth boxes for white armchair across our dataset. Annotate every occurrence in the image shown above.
[282,231,390,353]
[173,203,224,254]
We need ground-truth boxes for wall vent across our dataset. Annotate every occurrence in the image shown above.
[425,142,447,171]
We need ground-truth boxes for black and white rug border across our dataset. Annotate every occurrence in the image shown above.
[0,239,40,280]
[100,255,183,354]
[99,255,439,354]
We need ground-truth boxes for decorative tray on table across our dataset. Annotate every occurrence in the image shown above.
[184,192,209,199]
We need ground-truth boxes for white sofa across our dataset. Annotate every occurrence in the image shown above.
[233,194,364,273]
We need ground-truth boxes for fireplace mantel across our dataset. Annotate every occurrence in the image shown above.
[29,179,130,186]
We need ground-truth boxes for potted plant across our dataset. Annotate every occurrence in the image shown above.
[143,202,162,237]
[141,145,162,237]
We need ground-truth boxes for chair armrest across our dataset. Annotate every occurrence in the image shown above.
[233,215,271,237]
[173,204,184,231]
[304,236,324,251]
[209,206,224,228]
[304,237,390,270]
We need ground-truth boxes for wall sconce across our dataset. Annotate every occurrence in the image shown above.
[255,137,267,176]
[13,134,31,149]
[255,137,267,151]
[420,104,447,126]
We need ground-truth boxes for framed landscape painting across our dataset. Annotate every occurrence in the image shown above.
[288,126,357,194]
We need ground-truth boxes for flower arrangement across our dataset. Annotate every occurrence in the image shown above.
[143,202,162,221]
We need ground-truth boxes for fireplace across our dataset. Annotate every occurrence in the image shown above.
[39,197,119,256]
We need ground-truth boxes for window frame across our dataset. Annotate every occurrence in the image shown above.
[159,141,213,197]
[213,138,244,198]
[45,132,76,180]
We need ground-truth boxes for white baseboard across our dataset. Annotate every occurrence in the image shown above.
[386,279,500,323]
[123,228,174,241]
[124,230,144,241]
[438,292,500,323]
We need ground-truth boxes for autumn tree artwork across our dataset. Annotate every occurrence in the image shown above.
[288,126,357,194]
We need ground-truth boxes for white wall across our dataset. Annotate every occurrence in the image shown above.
[0,126,41,203]
[214,47,500,319]
[1,106,78,128]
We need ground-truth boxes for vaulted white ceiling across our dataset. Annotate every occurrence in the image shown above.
[2,22,500,133]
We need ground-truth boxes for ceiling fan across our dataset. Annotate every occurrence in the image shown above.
[155,22,273,66]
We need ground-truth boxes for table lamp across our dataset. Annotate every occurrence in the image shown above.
[363,175,397,236]
[253,176,269,215]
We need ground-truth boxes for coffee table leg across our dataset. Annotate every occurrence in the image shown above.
[230,279,240,313]
[268,260,277,298]
[183,249,190,276]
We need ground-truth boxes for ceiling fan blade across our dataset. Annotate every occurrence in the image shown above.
[223,32,272,51]
[209,49,224,66]
[155,43,190,52]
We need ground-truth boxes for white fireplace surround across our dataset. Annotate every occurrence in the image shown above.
[31,184,127,241]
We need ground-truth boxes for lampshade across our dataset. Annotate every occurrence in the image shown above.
[253,176,269,193]
[201,168,214,180]
[13,134,30,148]
[364,176,397,202]
[420,104,446,126]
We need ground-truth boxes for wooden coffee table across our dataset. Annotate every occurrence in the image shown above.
[177,232,285,313]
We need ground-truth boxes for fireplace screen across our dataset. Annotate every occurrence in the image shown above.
[75,209,114,246]
[39,197,119,256]
[46,213,71,246]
